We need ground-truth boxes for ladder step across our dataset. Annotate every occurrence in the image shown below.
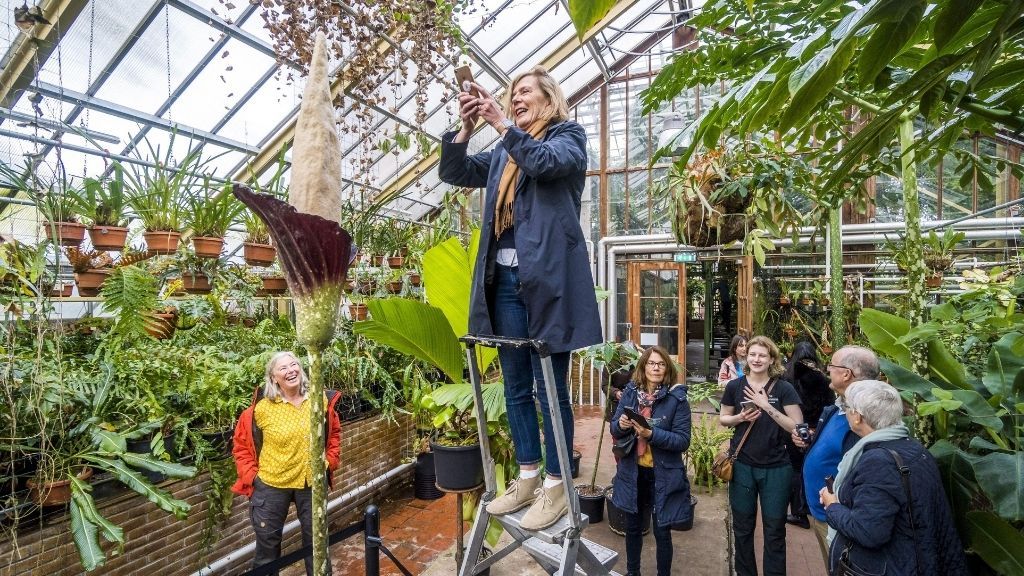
[493,507,590,544]
[522,537,621,575]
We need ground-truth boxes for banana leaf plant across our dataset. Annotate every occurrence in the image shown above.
[352,231,513,546]
[860,308,1024,574]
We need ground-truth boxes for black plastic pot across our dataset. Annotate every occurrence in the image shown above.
[576,485,606,524]
[570,449,582,479]
[413,452,444,500]
[200,429,233,457]
[430,442,483,492]
[605,487,650,536]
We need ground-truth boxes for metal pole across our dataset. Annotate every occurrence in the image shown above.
[536,341,582,533]
[364,504,381,576]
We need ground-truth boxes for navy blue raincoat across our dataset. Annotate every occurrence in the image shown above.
[437,120,602,354]
[610,382,694,527]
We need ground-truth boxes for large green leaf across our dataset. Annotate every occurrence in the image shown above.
[118,452,197,479]
[965,510,1024,574]
[431,382,506,424]
[353,298,464,384]
[925,338,970,389]
[972,451,1024,522]
[933,0,985,50]
[70,487,104,571]
[421,232,497,372]
[983,332,1024,399]
[856,1,924,86]
[859,308,912,367]
[780,39,855,133]
[567,0,616,40]
[878,358,936,399]
[82,455,191,519]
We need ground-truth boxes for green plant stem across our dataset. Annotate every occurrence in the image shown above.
[589,370,613,491]
[829,207,845,351]
[307,347,328,576]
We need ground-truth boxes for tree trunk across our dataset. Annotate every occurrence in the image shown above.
[307,348,329,576]
[828,207,845,351]
[898,114,933,444]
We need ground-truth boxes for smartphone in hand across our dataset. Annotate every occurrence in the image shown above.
[740,400,756,412]
[454,65,479,96]
[824,475,835,494]
[623,407,651,429]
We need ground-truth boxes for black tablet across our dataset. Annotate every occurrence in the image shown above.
[623,407,651,429]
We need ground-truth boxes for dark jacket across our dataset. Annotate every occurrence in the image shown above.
[825,438,968,576]
[231,387,343,497]
[437,121,602,354]
[610,382,693,527]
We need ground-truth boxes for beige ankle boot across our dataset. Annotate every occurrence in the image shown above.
[519,482,568,531]
[485,475,541,515]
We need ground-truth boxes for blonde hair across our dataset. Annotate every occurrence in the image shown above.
[501,65,569,124]
[263,351,309,400]
[745,336,785,378]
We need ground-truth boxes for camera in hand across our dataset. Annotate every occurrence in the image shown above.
[796,422,811,442]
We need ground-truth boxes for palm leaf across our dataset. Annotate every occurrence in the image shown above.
[353,298,464,384]
[965,510,1024,574]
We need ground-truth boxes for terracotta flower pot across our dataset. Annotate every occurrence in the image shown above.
[387,256,404,268]
[44,221,86,247]
[348,303,368,320]
[88,225,129,251]
[926,273,943,288]
[370,255,385,267]
[28,466,93,506]
[192,236,225,259]
[408,273,421,287]
[243,242,276,267]
[74,269,112,297]
[146,312,177,339]
[144,230,182,255]
[386,281,403,294]
[260,276,288,295]
[182,274,212,294]
[50,284,73,298]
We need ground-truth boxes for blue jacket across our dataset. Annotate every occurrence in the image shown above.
[804,404,860,521]
[825,438,968,576]
[610,382,693,527]
[437,121,602,354]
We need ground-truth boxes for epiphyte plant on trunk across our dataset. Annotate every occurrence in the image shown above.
[233,31,354,576]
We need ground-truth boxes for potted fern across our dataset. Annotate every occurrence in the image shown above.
[922,228,965,287]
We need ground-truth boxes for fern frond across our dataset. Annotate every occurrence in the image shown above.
[100,266,159,340]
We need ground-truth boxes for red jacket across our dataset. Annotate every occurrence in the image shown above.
[231,387,343,497]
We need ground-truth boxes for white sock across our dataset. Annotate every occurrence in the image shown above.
[520,468,541,479]
[543,477,562,489]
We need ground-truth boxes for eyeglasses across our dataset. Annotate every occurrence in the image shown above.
[826,363,853,373]
[646,361,667,368]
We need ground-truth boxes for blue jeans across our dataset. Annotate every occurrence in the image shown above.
[625,465,673,576]
[492,264,573,477]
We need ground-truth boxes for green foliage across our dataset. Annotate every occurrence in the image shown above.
[79,164,129,227]
[567,0,616,39]
[182,178,243,238]
[98,266,161,349]
[861,305,1024,572]
[123,133,210,232]
[353,298,463,383]
[687,413,733,492]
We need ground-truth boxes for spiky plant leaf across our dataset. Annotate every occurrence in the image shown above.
[81,455,191,519]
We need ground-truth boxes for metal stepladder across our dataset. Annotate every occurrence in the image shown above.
[458,335,621,576]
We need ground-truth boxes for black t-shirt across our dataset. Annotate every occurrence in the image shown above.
[721,376,801,468]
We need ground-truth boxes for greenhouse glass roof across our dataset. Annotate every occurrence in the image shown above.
[0,0,695,240]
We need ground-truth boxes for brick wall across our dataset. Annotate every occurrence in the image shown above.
[0,412,414,576]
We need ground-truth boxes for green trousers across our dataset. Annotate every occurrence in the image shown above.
[729,461,792,576]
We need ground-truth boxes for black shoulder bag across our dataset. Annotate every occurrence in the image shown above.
[838,448,921,576]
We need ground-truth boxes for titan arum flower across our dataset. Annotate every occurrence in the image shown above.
[233,30,353,576]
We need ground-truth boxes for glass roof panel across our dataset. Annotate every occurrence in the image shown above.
[216,69,303,148]
[191,0,250,24]
[466,0,557,54]
[169,38,276,132]
[92,7,211,115]
[34,1,156,95]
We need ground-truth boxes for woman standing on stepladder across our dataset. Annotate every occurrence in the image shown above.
[437,65,602,531]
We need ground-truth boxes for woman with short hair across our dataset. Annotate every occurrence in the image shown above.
[819,380,967,575]
[232,351,342,576]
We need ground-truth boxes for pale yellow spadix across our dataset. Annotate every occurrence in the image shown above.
[290,30,342,225]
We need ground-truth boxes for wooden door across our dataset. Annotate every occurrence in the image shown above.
[626,262,686,369]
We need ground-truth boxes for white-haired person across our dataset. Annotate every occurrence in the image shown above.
[819,380,967,575]
[232,351,343,576]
